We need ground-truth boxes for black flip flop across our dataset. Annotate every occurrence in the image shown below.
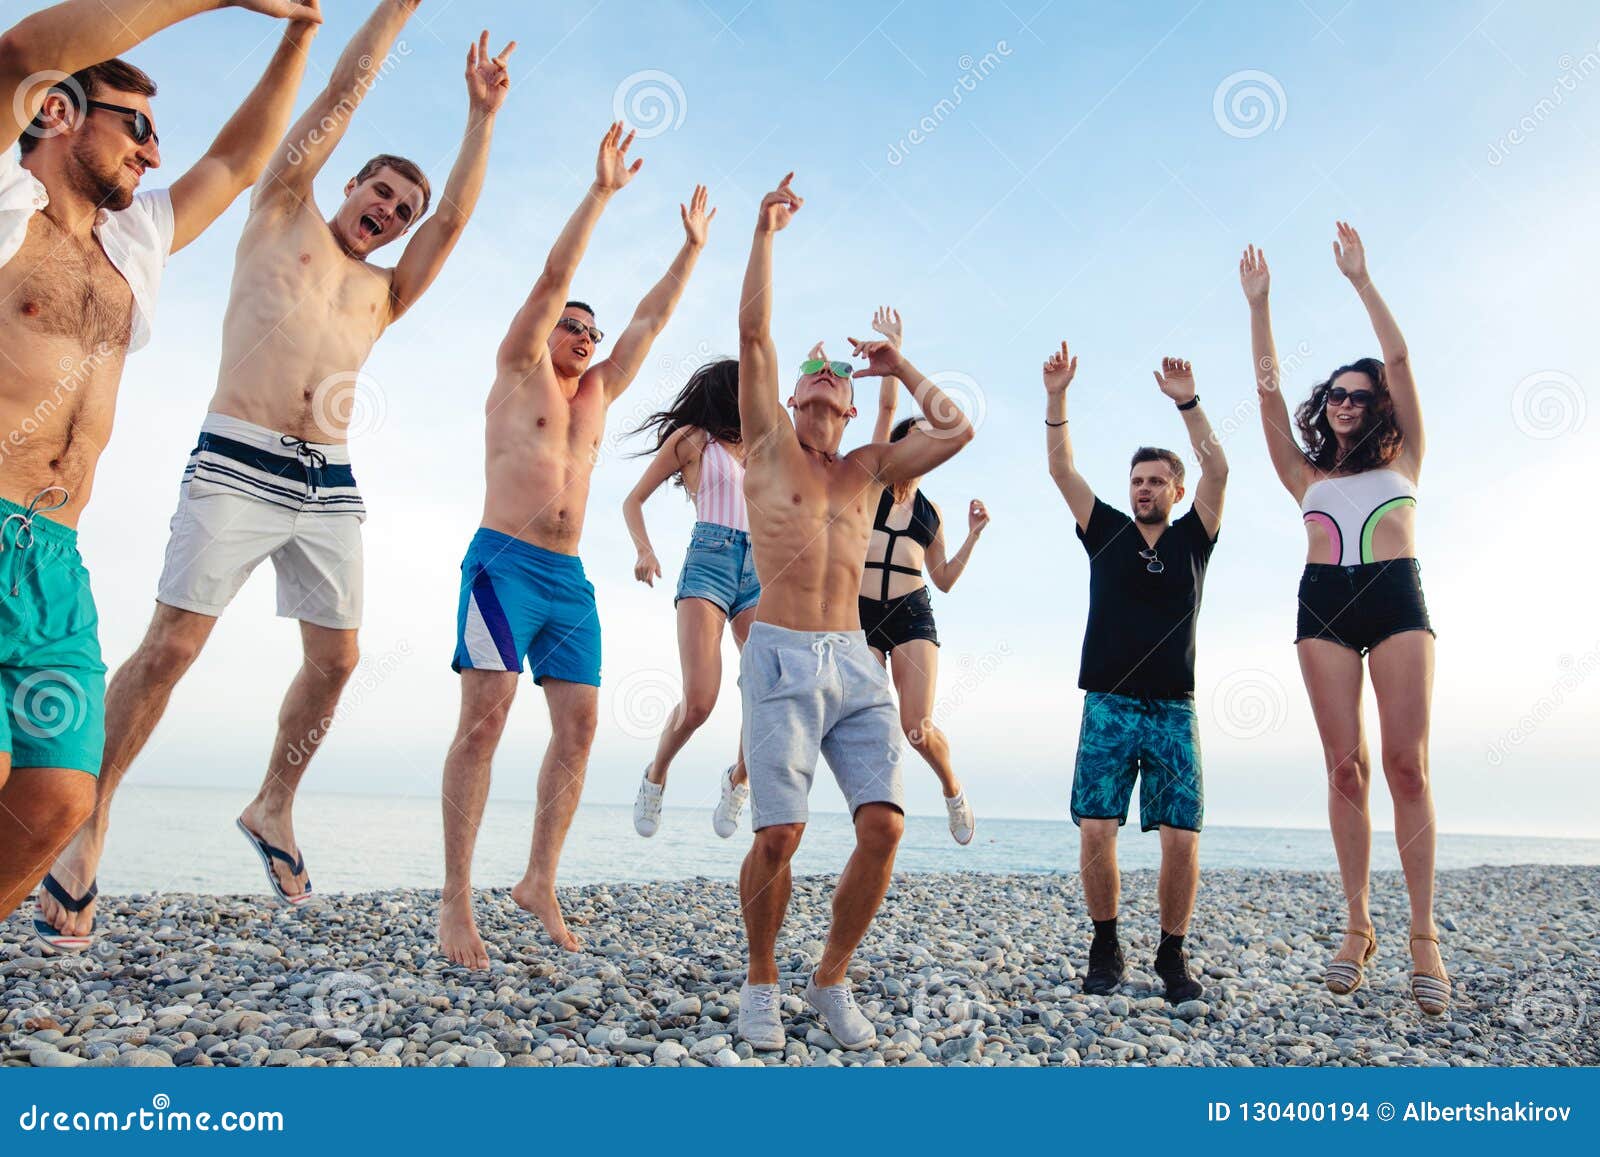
[235,818,314,906]
[32,873,97,954]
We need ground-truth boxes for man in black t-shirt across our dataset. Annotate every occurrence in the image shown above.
[1041,342,1228,1003]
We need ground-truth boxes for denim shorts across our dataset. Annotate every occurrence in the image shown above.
[675,521,760,617]
[1295,557,1434,655]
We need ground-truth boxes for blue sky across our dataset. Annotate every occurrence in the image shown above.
[66,0,1599,837]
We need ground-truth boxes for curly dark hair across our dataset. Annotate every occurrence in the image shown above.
[629,357,741,490]
[1294,357,1404,473]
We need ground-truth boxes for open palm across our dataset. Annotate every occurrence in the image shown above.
[596,122,643,192]
[680,184,716,246]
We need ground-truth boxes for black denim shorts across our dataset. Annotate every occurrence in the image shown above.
[859,586,940,654]
[1295,558,1434,655]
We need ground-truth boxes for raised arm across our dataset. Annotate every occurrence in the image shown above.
[388,32,512,320]
[255,0,416,210]
[1334,221,1423,470]
[1240,245,1309,500]
[1042,340,1095,531]
[868,306,902,443]
[850,343,974,483]
[593,184,714,403]
[0,0,316,150]
[622,427,700,587]
[1153,357,1227,539]
[167,6,318,253]
[496,123,640,376]
[738,173,803,455]
[926,499,989,593]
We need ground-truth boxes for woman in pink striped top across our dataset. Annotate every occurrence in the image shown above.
[622,358,759,840]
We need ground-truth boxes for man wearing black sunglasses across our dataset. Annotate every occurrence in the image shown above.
[0,0,325,943]
[1043,344,1228,1005]
[436,125,715,969]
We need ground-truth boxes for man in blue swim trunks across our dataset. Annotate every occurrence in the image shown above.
[0,0,321,936]
[1042,342,1229,1003]
[437,124,715,968]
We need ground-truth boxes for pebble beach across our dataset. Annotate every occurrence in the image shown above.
[4,866,1596,1068]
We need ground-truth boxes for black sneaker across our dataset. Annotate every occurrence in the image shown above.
[1084,938,1126,995]
[1154,949,1205,1004]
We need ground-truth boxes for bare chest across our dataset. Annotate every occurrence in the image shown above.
[2,215,132,352]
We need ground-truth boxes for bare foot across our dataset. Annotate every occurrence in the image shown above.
[237,803,309,901]
[438,895,491,970]
[1333,928,1375,966]
[510,878,583,951]
[38,826,104,937]
[1410,929,1446,978]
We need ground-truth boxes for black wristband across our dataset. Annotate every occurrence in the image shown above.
[1176,395,1200,411]
[1045,417,1068,427]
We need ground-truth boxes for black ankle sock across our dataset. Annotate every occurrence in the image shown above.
[1155,930,1185,966]
[1091,916,1119,950]
[1154,929,1204,1003]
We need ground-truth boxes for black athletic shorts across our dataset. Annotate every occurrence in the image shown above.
[1295,558,1434,655]
[859,587,939,654]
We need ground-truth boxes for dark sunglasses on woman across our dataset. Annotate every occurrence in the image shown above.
[1326,386,1374,408]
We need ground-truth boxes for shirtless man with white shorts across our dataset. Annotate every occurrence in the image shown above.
[438,124,713,967]
[39,0,514,940]
[0,0,322,942]
[733,175,975,1051]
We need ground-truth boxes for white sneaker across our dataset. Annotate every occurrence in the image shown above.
[633,769,663,837]
[804,972,877,1050]
[712,765,749,839]
[945,790,975,845]
[737,981,785,1050]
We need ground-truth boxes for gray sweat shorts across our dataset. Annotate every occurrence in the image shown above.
[738,622,905,830]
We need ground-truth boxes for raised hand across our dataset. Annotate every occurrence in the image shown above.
[846,337,904,379]
[872,305,903,348]
[1332,220,1367,282]
[1152,356,1196,404]
[968,498,990,534]
[1240,244,1270,304]
[227,0,325,20]
[680,184,716,247]
[757,173,803,233]
[1042,341,1078,396]
[466,31,515,114]
[596,122,643,193]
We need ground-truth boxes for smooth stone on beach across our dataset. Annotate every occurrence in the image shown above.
[114,1049,175,1068]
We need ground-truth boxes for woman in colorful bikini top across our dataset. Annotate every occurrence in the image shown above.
[623,358,756,841]
[1241,223,1449,1018]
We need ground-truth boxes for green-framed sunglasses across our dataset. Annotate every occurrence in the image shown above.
[799,358,854,379]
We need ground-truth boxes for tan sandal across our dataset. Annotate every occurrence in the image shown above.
[1409,933,1451,1016]
[1324,927,1377,995]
